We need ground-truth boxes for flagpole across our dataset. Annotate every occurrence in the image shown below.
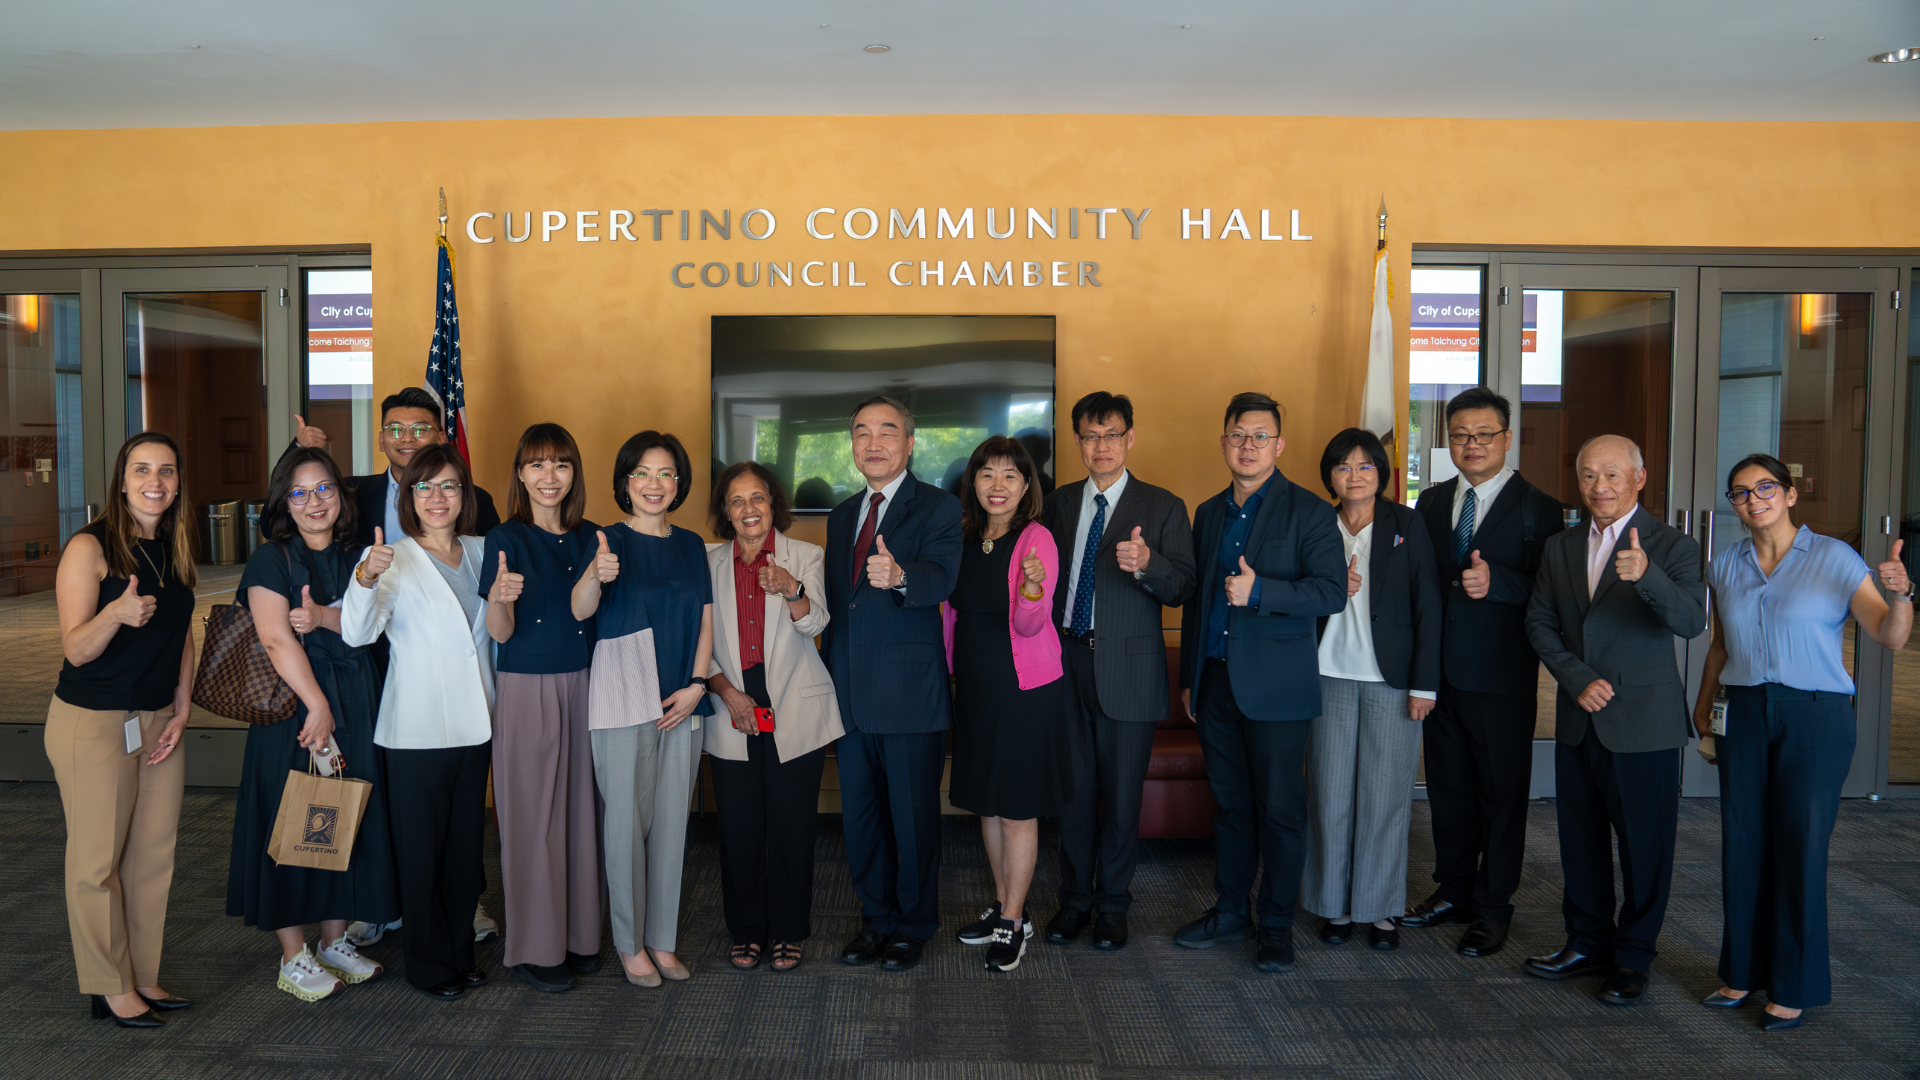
[438,187,448,239]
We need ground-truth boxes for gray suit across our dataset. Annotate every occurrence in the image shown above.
[1042,474,1195,913]
[1525,505,1704,971]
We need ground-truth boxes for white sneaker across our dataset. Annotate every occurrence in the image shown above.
[474,905,499,943]
[317,936,385,984]
[277,947,345,1002]
[345,919,399,947]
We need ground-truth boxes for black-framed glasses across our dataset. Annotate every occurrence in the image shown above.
[1076,432,1128,448]
[382,422,439,440]
[287,482,338,506]
[1225,432,1278,449]
[412,480,463,497]
[1726,480,1786,505]
[1448,429,1509,446]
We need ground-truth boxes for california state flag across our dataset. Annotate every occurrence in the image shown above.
[1359,203,1397,484]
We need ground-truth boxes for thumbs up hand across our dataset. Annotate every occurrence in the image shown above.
[1226,555,1258,607]
[489,550,525,604]
[289,584,321,634]
[591,529,620,583]
[293,413,330,450]
[866,534,903,590]
[1878,538,1911,597]
[1461,549,1491,599]
[1021,544,1047,587]
[108,574,157,628]
[1115,525,1152,574]
[1615,527,1649,583]
[359,526,394,586]
[1346,554,1363,598]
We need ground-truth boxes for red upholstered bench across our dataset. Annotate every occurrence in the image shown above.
[1139,647,1215,839]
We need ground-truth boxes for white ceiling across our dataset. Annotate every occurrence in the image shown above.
[2,0,1916,131]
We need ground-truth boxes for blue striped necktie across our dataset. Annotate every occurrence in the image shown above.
[1454,487,1476,565]
[1070,493,1107,635]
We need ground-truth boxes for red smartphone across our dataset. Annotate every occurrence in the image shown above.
[754,707,775,733]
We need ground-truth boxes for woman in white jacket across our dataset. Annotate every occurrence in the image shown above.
[342,443,495,1002]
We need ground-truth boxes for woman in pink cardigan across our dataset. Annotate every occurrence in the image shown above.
[942,435,1071,973]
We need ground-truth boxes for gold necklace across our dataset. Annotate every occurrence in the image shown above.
[137,542,166,590]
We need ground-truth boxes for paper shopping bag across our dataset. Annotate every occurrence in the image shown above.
[267,765,371,871]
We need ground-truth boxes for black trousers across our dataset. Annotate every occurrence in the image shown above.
[1554,726,1680,973]
[382,741,491,989]
[1717,684,1854,1009]
[1423,683,1537,922]
[710,665,829,946]
[1055,635,1158,914]
[1196,659,1311,928]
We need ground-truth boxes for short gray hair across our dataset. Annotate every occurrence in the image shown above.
[1576,434,1644,472]
[848,394,916,437]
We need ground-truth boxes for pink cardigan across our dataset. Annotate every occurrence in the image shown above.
[943,519,1063,690]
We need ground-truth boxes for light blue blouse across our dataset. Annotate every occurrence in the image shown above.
[1709,526,1871,694]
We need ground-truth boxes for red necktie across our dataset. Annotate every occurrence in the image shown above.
[851,490,885,586]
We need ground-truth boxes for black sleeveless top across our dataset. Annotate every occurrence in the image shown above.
[54,521,197,712]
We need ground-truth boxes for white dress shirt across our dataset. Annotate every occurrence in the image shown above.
[1587,506,1638,598]
[853,470,910,538]
[1450,465,1516,536]
[1061,469,1130,630]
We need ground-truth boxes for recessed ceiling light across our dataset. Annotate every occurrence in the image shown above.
[1180,23,1192,29]
[864,44,890,53]
[1869,46,1918,63]
[1812,36,1825,41]
[819,23,830,28]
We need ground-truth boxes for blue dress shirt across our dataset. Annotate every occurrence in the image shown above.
[1204,471,1274,660]
[1709,525,1872,694]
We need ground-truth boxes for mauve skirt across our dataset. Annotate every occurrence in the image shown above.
[493,670,606,968]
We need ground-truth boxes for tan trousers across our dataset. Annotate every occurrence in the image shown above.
[44,697,185,995]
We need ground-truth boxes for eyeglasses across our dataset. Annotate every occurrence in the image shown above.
[629,469,679,483]
[287,482,338,506]
[1331,463,1378,477]
[1726,480,1786,505]
[1448,430,1509,446]
[1225,432,1278,449]
[382,423,439,440]
[1077,432,1128,448]
[412,480,463,497]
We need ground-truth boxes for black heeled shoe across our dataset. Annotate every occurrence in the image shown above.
[1762,1009,1803,1031]
[137,991,193,1011]
[1700,990,1749,1009]
[90,995,164,1028]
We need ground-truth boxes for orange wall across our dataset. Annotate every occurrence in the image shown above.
[4,115,1917,535]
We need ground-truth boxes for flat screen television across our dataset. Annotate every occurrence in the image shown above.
[711,315,1056,513]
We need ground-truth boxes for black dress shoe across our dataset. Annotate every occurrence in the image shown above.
[1523,946,1608,980]
[1045,906,1089,945]
[1400,893,1471,929]
[1762,1010,1803,1031]
[510,963,576,993]
[1091,911,1129,951]
[1597,967,1648,1005]
[418,979,465,1000]
[841,928,888,966]
[1367,922,1400,951]
[457,967,488,987]
[1252,926,1296,973]
[90,996,164,1028]
[880,934,925,971]
[1317,919,1352,945]
[1700,990,1750,1009]
[1174,908,1253,949]
[566,951,604,975]
[1455,918,1510,958]
[136,991,193,1011]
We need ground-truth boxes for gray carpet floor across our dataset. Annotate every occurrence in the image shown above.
[2,781,1916,1080]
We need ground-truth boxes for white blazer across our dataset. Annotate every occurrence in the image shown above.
[343,536,495,750]
[704,531,843,763]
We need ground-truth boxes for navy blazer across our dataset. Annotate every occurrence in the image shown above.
[1178,468,1348,722]
[821,474,964,735]
[1414,472,1565,696]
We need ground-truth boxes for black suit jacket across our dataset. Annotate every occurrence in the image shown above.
[1414,472,1566,696]
[276,440,500,547]
[1042,474,1197,723]
[1525,506,1705,753]
[1178,468,1348,722]
[1315,497,1443,694]
[820,475,963,736]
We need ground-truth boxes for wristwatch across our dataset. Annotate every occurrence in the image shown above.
[783,581,807,603]
[689,676,710,691]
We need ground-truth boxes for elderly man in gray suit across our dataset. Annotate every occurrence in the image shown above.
[1521,434,1705,1006]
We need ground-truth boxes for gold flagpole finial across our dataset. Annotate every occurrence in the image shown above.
[1377,196,1388,240]
[438,187,448,239]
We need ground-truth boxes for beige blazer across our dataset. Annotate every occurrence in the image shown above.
[704,531,842,763]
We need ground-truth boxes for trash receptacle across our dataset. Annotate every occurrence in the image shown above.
[206,501,242,565]
[245,499,267,556]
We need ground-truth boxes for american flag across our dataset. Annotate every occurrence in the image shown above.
[425,234,470,464]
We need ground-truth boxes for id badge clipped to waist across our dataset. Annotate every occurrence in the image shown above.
[124,713,144,755]
[1709,693,1729,737]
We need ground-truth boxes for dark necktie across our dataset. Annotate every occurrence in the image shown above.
[1069,493,1108,635]
[851,490,885,586]
[1454,487,1476,565]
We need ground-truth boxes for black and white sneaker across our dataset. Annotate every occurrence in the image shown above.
[984,918,1029,972]
[957,901,1004,945]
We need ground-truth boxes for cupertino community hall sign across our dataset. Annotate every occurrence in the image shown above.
[461,205,1317,289]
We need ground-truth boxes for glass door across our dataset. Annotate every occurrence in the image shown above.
[1693,267,1902,798]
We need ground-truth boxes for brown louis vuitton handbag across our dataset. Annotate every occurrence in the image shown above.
[190,545,298,725]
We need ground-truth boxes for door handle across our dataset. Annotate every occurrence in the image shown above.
[1676,508,1691,535]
